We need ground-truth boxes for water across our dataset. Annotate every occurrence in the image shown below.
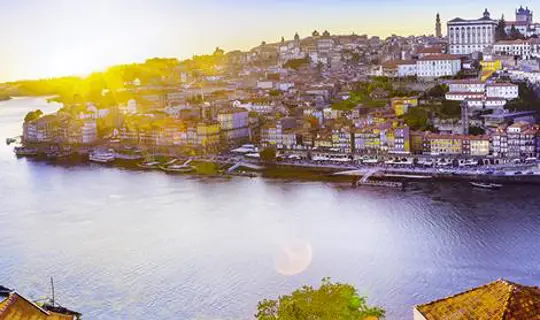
[1,98,540,319]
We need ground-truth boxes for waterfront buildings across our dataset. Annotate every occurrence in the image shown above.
[447,9,497,55]
[217,107,250,145]
[414,279,540,320]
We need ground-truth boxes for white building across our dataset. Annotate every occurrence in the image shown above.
[486,83,519,100]
[493,38,540,59]
[447,9,497,55]
[504,6,540,37]
[81,121,98,144]
[417,54,462,78]
[397,60,418,77]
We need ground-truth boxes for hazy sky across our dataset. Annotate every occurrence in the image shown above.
[0,0,533,81]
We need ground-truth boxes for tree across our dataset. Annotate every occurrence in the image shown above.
[403,107,429,131]
[495,15,507,41]
[508,24,524,40]
[255,278,385,320]
[24,109,43,122]
[427,84,448,99]
[260,146,277,163]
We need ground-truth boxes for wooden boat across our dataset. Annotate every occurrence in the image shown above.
[14,147,38,156]
[89,151,115,163]
[160,164,196,173]
[470,182,503,190]
[137,160,161,170]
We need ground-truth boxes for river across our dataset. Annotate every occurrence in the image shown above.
[1,97,540,319]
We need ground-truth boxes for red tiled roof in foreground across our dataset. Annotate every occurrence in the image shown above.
[416,279,540,320]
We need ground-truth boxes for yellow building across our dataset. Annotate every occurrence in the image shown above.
[197,121,221,152]
[391,97,419,116]
[428,134,462,155]
[469,136,491,156]
[480,59,502,71]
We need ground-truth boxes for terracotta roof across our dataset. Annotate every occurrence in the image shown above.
[446,79,485,84]
[416,279,540,320]
[419,54,462,61]
[0,292,76,320]
[418,47,445,54]
[486,83,518,87]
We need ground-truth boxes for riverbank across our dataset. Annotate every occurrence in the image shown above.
[14,148,540,185]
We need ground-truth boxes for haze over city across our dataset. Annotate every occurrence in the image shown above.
[0,0,533,81]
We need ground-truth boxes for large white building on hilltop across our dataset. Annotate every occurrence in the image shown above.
[447,9,497,55]
[504,6,540,37]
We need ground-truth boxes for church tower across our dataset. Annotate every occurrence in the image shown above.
[436,13,442,38]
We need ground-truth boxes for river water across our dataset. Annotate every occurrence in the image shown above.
[1,97,540,319]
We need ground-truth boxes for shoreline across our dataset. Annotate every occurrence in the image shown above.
[15,150,540,185]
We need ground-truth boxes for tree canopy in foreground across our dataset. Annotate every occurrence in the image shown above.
[255,278,385,320]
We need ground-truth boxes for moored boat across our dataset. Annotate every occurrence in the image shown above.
[160,164,196,174]
[14,147,38,157]
[471,182,503,190]
[137,160,161,170]
[89,150,115,163]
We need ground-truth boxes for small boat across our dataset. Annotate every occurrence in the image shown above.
[114,150,143,161]
[471,182,503,190]
[160,164,196,174]
[137,160,161,170]
[14,147,38,156]
[89,151,115,163]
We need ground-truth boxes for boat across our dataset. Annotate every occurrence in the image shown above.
[470,182,503,190]
[160,164,196,174]
[137,160,161,170]
[89,150,115,163]
[114,150,143,161]
[14,147,38,156]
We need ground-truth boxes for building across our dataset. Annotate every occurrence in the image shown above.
[447,9,497,55]
[504,6,540,37]
[196,121,221,153]
[217,107,250,145]
[417,55,462,78]
[0,285,81,319]
[468,135,491,156]
[414,279,540,320]
[493,38,540,59]
[506,122,538,158]
[391,97,418,116]
[445,80,518,109]
[390,126,411,154]
[381,60,417,78]
[427,134,463,155]
[435,13,442,38]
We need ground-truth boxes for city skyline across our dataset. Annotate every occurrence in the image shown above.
[0,0,535,82]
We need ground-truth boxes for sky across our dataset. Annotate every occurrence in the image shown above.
[0,0,534,82]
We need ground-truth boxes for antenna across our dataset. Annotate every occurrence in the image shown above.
[50,277,55,306]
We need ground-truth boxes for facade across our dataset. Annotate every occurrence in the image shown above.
[506,122,538,158]
[447,9,497,55]
[493,38,540,59]
[427,134,463,155]
[417,55,462,78]
[391,97,418,116]
[217,107,250,145]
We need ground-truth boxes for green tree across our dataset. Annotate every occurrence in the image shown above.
[427,84,448,99]
[260,146,277,163]
[495,15,507,41]
[24,109,43,122]
[403,107,429,131]
[255,278,385,320]
[508,24,524,40]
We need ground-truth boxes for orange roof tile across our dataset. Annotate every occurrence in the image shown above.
[416,279,540,320]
